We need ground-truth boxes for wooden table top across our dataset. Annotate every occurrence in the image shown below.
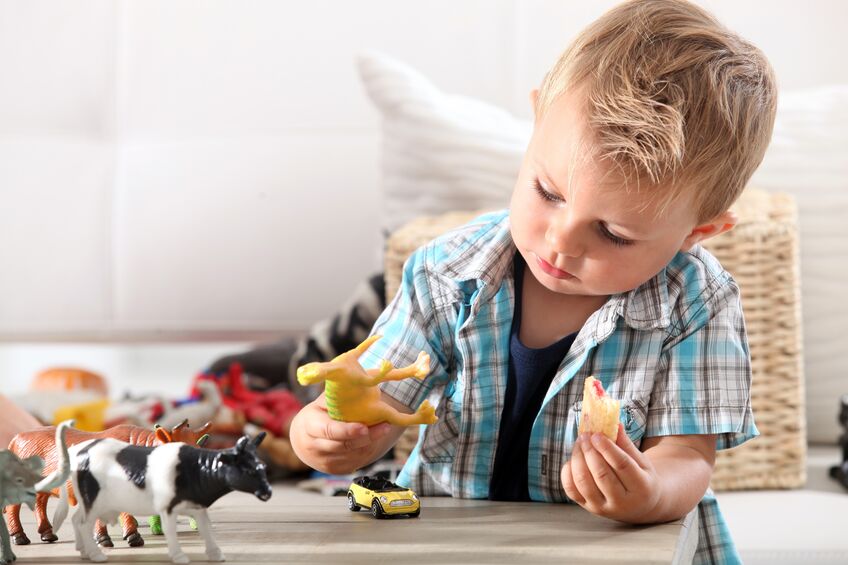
[10,484,697,564]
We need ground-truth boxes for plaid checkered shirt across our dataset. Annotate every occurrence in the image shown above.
[361,210,756,565]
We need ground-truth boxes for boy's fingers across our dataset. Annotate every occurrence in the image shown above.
[591,431,641,487]
[561,462,586,505]
[305,418,368,442]
[571,436,605,508]
[312,436,372,455]
[308,421,392,453]
[613,424,650,469]
[582,434,626,501]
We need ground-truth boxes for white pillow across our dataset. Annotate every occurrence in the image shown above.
[358,50,848,444]
[356,51,531,235]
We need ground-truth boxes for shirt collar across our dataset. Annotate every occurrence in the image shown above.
[438,210,672,331]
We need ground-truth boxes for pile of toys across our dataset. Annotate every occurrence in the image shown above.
[6,363,308,478]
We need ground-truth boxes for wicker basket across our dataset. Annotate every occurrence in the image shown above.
[385,189,806,491]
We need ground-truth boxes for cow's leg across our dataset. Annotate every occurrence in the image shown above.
[71,507,106,561]
[121,514,144,547]
[33,493,58,543]
[70,505,84,552]
[193,510,224,562]
[4,504,28,546]
[0,510,17,564]
[93,519,113,547]
[160,512,189,564]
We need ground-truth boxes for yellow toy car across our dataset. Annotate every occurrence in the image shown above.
[347,475,420,518]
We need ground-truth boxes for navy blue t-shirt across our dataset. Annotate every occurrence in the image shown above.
[488,254,577,501]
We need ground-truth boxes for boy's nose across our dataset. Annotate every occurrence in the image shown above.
[545,213,585,258]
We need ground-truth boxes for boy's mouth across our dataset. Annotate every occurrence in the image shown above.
[535,255,575,280]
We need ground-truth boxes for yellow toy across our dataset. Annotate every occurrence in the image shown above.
[296,335,438,426]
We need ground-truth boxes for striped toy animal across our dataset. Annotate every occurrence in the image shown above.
[53,434,271,564]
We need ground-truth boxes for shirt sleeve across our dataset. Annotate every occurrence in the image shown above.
[647,274,758,450]
[358,244,452,411]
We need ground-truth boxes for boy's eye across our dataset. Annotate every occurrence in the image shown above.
[598,223,634,247]
[532,180,563,203]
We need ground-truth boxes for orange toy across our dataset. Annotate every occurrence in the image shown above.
[31,367,108,397]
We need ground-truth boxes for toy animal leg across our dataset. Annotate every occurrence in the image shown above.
[33,493,58,543]
[160,512,189,564]
[193,510,224,562]
[372,399,437,426]
[0,512,17,564]
[120,513,144,547]
[3,505,28,546]
[366,352,429,385]
[73,509,106,562]
[94,519,113,547]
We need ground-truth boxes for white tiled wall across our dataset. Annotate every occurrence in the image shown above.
[1,0,846,339]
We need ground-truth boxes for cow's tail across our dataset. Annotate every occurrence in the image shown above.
[52,478,71,531]
[33,419,74,492]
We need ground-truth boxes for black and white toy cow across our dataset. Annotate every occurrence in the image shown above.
[53,433,271,564]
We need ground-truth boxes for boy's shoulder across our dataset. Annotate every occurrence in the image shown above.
[668,244,734,292]
[412,209,513,282]
[623,245,738,333]
[662,245,739,327]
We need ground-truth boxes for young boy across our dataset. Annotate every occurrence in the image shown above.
[290,1,776,562]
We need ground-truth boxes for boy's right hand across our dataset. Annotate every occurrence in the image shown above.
[289,393,394,475]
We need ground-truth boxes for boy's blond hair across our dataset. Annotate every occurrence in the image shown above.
[537,0,777,222]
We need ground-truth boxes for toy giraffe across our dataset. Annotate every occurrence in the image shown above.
[296,335,438,426]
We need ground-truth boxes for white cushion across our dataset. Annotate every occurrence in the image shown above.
[357,50,848,443]
[356,51,531,235]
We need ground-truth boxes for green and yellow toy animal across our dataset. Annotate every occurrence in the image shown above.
[296,335,437,426]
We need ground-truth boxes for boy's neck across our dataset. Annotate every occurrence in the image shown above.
[519,267,608,348]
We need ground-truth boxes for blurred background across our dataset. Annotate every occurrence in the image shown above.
[0,0,846,426]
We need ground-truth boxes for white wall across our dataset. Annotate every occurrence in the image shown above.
[1,0,846,340]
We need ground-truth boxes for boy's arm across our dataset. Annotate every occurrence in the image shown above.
[638,434,716,522]
[289,391,410,476]
[561,425,716,524]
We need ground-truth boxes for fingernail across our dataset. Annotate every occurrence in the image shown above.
[357,426,369,436]
[581,435,593,451]
[591,433,603,446]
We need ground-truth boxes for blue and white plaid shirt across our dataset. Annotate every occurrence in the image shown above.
[363,210,756,564]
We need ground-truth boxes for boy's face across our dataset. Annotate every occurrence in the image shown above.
[510,90,714,298]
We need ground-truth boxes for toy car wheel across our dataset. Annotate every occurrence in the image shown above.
[347,492,359,512]
[409,509,420,518]
[371,499,384,519]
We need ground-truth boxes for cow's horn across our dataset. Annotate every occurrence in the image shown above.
[250,432,267,448]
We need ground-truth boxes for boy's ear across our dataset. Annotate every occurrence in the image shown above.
[529,89,539,119]
[680,210,737,251]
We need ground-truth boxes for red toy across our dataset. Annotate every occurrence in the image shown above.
[191,363,301,437]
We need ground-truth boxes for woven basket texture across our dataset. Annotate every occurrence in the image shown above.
[384,188,805,491]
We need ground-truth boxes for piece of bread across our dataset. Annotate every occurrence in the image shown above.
[577,376,620,441]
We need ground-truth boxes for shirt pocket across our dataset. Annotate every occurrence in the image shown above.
[620,398,647,448]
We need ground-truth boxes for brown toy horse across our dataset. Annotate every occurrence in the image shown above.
[4,420,210,548]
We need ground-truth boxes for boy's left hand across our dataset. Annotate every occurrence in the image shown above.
[561,423,663,524]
